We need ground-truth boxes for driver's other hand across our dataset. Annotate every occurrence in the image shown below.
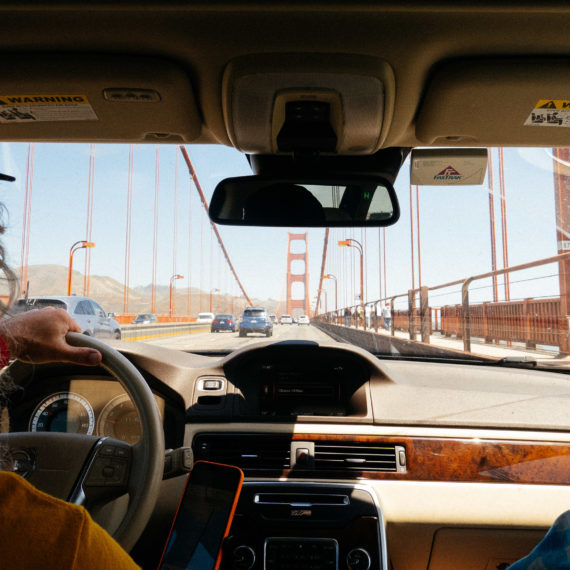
[0,308,103,366]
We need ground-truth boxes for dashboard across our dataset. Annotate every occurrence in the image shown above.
[3,365,183,450]
[3,340,570,570]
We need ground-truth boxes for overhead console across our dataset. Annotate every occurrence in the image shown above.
[222,54,396,155]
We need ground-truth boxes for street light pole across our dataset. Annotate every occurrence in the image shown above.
[169,274,184,317]
[67,240,95,296]
[338,239,363,309]
[209,288,220,313]
[323,274,338,312]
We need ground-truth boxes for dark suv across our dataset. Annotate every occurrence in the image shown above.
[239,307,273,337]
[211,313,237,333]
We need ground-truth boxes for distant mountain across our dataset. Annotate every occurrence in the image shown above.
[14,264,280,316]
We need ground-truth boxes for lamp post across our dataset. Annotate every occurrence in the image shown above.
[209,288,220,313]
[169,274,184,317]
[67,241,95,296]
[323,274,338,312]
[338,239,364,309]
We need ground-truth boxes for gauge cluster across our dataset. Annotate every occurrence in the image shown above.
[8,376,165,445]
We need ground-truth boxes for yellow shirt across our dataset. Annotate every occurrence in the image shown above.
[0,471,140,569]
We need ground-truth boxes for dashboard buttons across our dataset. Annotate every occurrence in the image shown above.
[265,538,338,570]
[346,548,371,570]
[232,545,256,570]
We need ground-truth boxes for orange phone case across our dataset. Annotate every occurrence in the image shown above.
[158,460,244,570]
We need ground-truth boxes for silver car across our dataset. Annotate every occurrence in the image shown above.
[11,296,122,339]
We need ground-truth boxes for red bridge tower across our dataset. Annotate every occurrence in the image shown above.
[286,233,311,317]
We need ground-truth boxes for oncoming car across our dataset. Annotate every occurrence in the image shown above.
[11,296,121,339]
[132,313,158,324]
[196,312,215,324]
[0,4,569,570]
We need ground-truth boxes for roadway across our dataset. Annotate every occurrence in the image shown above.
[139,323,335,351]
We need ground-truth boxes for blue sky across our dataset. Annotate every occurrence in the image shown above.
[0,143,563,313]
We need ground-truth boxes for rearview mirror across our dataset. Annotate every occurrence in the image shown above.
[209,175,400,227]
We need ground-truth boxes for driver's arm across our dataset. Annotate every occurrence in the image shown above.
[0,307,102,365]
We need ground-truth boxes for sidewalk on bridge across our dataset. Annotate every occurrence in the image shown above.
[352,323,565,362]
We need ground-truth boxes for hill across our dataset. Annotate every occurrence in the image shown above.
[13,265,280,316]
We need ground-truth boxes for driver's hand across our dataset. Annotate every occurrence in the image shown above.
[0,307,102,365]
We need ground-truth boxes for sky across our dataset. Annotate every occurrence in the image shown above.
[0,142,565,315]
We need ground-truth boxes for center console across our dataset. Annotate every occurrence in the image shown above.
[221,482,387,570]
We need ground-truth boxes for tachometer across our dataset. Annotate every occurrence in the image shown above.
[30,392,95,435]
[97,394,142,444]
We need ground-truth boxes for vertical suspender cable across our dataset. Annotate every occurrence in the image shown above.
[362,227,367,303]
[187,174,193,317]
[378,228,383,300]
[151,146,160,313]
[487,149,499,303]
[498,147,510,301]
[20,143,34,294]
[123,144,134,313]
[409,184,416,293]
[416,185,422,290]
[84,143,95,296]
[383,228,387,299]
[315,228,329,314]
[172,150,179,315]
[199,198,204,313]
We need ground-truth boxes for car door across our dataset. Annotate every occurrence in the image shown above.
[89,300,112,338]
[73,299,96,336]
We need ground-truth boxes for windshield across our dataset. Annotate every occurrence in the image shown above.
[2,144,568,369]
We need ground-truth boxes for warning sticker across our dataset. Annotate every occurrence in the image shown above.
[525,99,570,128]
[0,94,98,123]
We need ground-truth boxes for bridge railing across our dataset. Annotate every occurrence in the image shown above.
[316,252,570,355]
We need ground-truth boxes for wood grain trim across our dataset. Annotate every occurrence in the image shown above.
[288,433,570,485]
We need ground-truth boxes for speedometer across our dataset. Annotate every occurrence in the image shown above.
[30,392,95,435]
[97,394,142,444]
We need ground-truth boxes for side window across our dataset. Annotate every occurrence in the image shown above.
[90,301,106,318]
[75,300,94,315]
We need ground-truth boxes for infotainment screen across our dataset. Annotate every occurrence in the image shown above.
[158,461,244,570]
[260,380,345,416]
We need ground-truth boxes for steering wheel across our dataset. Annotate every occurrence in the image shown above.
[0,332,165,552]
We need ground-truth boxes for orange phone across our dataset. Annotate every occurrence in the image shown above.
[158,461,244,570]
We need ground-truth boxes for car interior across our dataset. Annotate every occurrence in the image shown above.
[1,2,570,570]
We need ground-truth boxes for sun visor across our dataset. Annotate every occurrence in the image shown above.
[416,59,570,146]
[222,54,395,155]
[0,55,201,142]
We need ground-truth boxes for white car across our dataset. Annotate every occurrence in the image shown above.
[297,315,310,325]
[280,314,293,324]
[196,312,215,324]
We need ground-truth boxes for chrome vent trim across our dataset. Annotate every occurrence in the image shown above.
[193,434,291,470]
[314,441,399,472]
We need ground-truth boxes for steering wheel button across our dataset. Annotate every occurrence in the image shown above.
[101,445,115,456]
[103,466,115,478]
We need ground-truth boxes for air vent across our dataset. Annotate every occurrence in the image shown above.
[314,441,400,472]
[193,434,291,470]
